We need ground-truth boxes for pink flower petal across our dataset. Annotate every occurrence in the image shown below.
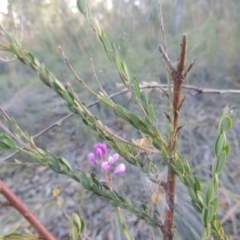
[101,161,110,171]
[113,163,126,175]
[88,153,97,165]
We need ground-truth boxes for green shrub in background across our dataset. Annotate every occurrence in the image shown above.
[0,1,236,240]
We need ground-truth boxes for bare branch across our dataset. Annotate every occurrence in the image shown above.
[158,0,167,52]
[58,45,98,97]
[90,58,107,95]
[158,45,175,74]
[176,34,187,76]
[183,58,196,79]
[0,179,57,240]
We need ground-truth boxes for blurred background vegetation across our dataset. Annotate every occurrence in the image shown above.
[1,0,240,239]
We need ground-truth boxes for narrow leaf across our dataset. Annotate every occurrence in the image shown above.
[206,181,214,205]
[206,205,214,223]
[216,150,226,174]
[214,133,225,157]
[77,0,86,14]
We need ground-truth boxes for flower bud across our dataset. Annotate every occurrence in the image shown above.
[94,143,107,157]
[108,153,119,166]
[96,148,103,158]
[101,161,110,171]
[112,163,126,175]
[88,153,97,165]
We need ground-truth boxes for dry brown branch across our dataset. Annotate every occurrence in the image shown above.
[163,34,188,240]
[184,58,197,79]
[158,0,167,52]
[176,34,187,76]
[158,45,175,74]
[0,179,56,240]
[90,58,107,95]
[59,46,98,97]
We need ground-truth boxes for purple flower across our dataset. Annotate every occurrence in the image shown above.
[108,153,119,166]
[88,153,98,165]
[94,143,107,158]
[88,143,126,177]
[101,161,110,171]
[112,164,126,175]
[96,148,103,158]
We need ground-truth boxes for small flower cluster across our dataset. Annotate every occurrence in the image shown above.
[88,143,126,176]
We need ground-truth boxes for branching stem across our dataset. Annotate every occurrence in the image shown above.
[161,34,189,240]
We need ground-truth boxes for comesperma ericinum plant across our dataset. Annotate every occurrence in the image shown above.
[0,0,234,239]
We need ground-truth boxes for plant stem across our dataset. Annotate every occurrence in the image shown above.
[0,179,56,240]
[163,34,187,240]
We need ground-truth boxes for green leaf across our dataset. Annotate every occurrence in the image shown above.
[219,106,230,120]
[2,232,26,240]
[5,31,13,43]
[213,174,219,192]
[110,200,121,207]
[184,162,191,174]
[9,43,20,57]
[115,51,127,87]
[128,113,140,127]
[211,159,217,176]
[0,141,12,149]
[141,203,148,212]
[26,52,35,65]
[115,192,127,203]
[186,175,195,189]
[48,157,62,173]
[213,198,219,213]
[121,61,130,81]
[70,217,82,240]
[102,184,110,190]
[52,80,64,94]
[0,133,18,149]
[175,160,184,175]
[91,173,101,187]
[133,76,141,99]
[36,148,47,157]
[135,213,145,220]
[216,150,226,174]
[80,217,85,233]
[105,190,117,199]
[202,207,208,226]
[223,144,230,157]
[102,33,113,54]
[78,171,91,190]
[91,183,102,196]
[148,103,156,122]
[214,133,226,157]
[206,181,214,205]
[188,187,198,202]
[94,18,103,37]
[201,228,208,240]
[221,116,232,132]
[152,140,162,151]
[59,157,73,172]
[206,205,214,223]
[191,200,202,213]
[197,191,206,206]
[99,94,114,107]
[161,146,168,160]
[71,213,84,234]
[194,176,202,192]
[77,0,86,14]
